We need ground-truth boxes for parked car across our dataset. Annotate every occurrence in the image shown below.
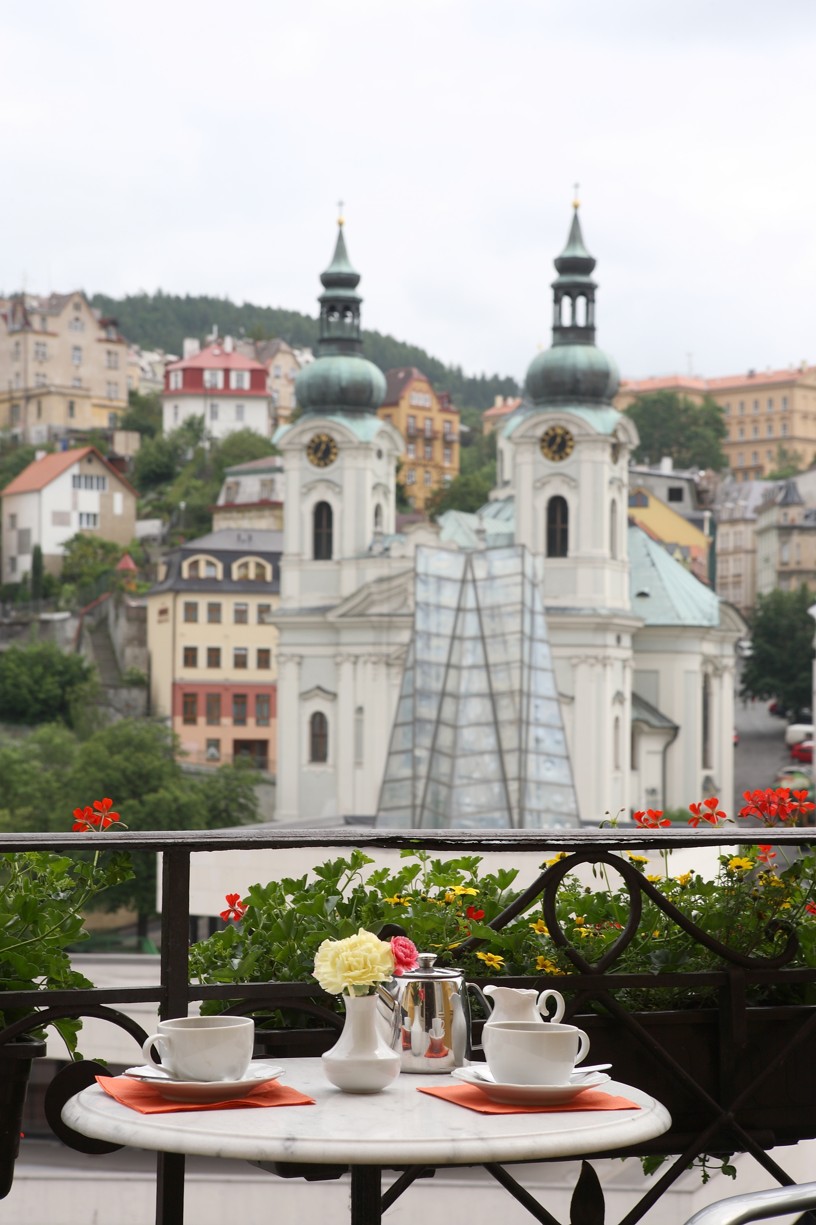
[785,723,814,747]
[790,740,814,764]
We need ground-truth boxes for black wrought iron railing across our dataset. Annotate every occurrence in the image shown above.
[2,825,816,1225]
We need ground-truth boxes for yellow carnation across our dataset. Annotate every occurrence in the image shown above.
[313,929,394,995]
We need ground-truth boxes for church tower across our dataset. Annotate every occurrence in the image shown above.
[275,219,403,609]
[505,201,637,611]
[504,202,641,821]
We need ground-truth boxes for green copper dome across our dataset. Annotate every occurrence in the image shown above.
[524,205,619,408]
[295,222,386,415]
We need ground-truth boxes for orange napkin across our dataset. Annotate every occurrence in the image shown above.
[418,1085,641,1115]
[96,1076,315,1114]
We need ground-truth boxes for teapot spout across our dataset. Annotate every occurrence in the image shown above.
[375,982,398,1012]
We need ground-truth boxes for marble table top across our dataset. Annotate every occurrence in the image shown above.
[62,1059,670,1168]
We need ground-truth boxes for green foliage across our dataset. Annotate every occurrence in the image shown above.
[60,534,122,589]
[740,585,815,713]
[122,389,162,438]
[627,392,727,471]
[426,469,496,517]
[190,833,816,1016]
[90,291,521,413]
[0,643,93,727]
[765,446,808,479]
[0,441,43,493]
[0,838,133,1049]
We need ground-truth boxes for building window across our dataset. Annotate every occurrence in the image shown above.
[424,469,432,486]
[106,350,119,369]
[71,346,82,365]
[234,647,248,669]
[78,512,98,528]
[206,694,221,725]
[737,452,744,467]
[610,499,618,560]
[407,415,416,435]
[354,706,364,765]
[738,401,745,414]
[229,370,250,390]
[767,397,774,411]
[767,422,774,437]
[210,403,219,421]
[234,602,249,624]
[207,602,221,623]
[182,694,198,725]
[443,446,452,465]
[257,603,273,624]
[34,341,47,361]
[782,396,788,410]
[309,711,329,763]
[68,399,75,418]
[667,487,683,503]
[183,602,198,623]
[168,369,183,390]
[206,738,221,761]
[753,399,759,412]
[9,514,16,530]
[203,369,224,389]
[235,403,244,422]
[374,504,383,533]
[424,419,432,438]
[405,468,416,486]
[546,496,568,557]
[106,381,119,399]
[232,694,248,726]
[313,501,333,561]
[256,694,270,727]
[407,442,416,458]
[183,646,198,668]
[424,443,432,460]
[207,647,221,668]
[751,451,759,464]
[782,422,789,437]
[257,648,271,669]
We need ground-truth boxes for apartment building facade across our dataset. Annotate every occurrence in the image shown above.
[236,338,301,429]
[376,367,460,512]
[616,366,816,480]
[0,291,129,444]
[212,456,284,533]
[146,529,282,771]
[162,339,270,440]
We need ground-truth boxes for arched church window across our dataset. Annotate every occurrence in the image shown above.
[610,499,618,559]
[373,503,383,533]
[702,673,712,770]
[313,501,333,560]
[575,296,586,326]
[560,296,573,326]
[613,715,621,771]
[546,496,568,558]
[309,711,329,763]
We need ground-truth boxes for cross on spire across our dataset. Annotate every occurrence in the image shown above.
[572,182,580,209]
[337,198,345,226]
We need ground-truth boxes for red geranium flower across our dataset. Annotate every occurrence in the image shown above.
[466,905,485,921]
[72,797,124,832]
[633,809,670,828]
[757,844,776,864]
[688,797,727,827]
[219,893,248,922]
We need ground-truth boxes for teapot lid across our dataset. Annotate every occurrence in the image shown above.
[401,952,462,981]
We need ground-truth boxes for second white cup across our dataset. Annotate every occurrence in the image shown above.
[482,1021,590,1085]
[141,1015,255,1082]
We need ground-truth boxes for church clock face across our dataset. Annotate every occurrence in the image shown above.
[306,432,338,468]
[540,424,574,462]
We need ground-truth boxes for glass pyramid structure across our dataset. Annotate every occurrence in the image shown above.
[376,545,579,828]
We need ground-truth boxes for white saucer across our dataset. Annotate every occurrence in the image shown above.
[451,1065,611,1106]
[123,1060,284,1104]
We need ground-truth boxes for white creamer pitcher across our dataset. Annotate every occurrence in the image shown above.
[482,984,566,1026]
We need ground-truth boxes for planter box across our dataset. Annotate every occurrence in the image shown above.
[0,1038,46,1199]
[574,1005,816,1155]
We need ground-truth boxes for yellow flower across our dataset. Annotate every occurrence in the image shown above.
[545,852,569,866]
[313,928,395,995]
[727,857,754,872]
[535,956,564,974]
[384,894,409,906]
[627,853,649,865]
[652,930,661,938]
[646,874,662,883]
[448,885,478,896]
[676,872,692,887]
[573,915,586,926]
[577,928,594,939]
[529,918,549,935]
[476,951,505,970]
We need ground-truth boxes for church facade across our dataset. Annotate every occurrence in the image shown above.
[273,210,743,826]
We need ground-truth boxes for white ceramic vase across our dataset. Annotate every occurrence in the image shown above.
[321,993,401,1094]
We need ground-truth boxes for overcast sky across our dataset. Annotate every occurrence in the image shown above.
[2,0,815,387]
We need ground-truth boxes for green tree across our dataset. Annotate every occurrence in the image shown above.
[740,585,815,715]
[766,446,808,480]
[0,442,41,493]
[132,432,183,492]
[0,643,93,727]
[61,534,122,588]
[122,389,162,438]
[30,544,44,601]
[627,392,727,471]
[426,469,496,517]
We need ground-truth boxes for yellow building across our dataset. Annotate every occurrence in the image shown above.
[0,291,129,444]
[628,485,711,584]
[377,367,460,513]
[146,528,282,771]
[616,366,816,480]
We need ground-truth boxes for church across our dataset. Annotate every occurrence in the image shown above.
[272,208,743,826]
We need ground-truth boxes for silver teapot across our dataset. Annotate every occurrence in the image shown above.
[377,952,487,1073]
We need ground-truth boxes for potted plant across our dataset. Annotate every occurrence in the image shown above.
[0,798,132,1198]
[189,788,816,1175]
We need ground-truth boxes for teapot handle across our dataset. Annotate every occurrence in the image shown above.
[465,982,491,1054]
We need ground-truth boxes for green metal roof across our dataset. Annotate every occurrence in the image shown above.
[628,525,720,627]
[503,404,623,438]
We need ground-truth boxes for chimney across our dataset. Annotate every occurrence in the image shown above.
[659,456,673,473]
[224,336,234,354]
[183,338,201,359]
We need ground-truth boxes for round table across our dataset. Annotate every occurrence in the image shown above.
[63,1058,671,1223]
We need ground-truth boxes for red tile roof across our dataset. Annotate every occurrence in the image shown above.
[382,367,428,406]
[166,342,266,373]
[620,366,816,395]
[1,447,137,497]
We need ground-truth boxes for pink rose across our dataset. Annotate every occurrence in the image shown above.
[390,935,418,976]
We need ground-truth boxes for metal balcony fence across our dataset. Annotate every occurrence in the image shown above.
[2,824,816,1225]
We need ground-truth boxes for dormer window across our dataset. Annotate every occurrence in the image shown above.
[203,369,224,390]
[229,370,250,390]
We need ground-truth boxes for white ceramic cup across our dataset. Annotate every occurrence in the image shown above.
[141,1015,255,1082]
[482,1021,590,1086]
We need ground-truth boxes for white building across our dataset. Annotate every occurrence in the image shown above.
[272,212,744,826]
[162,339,271,440]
